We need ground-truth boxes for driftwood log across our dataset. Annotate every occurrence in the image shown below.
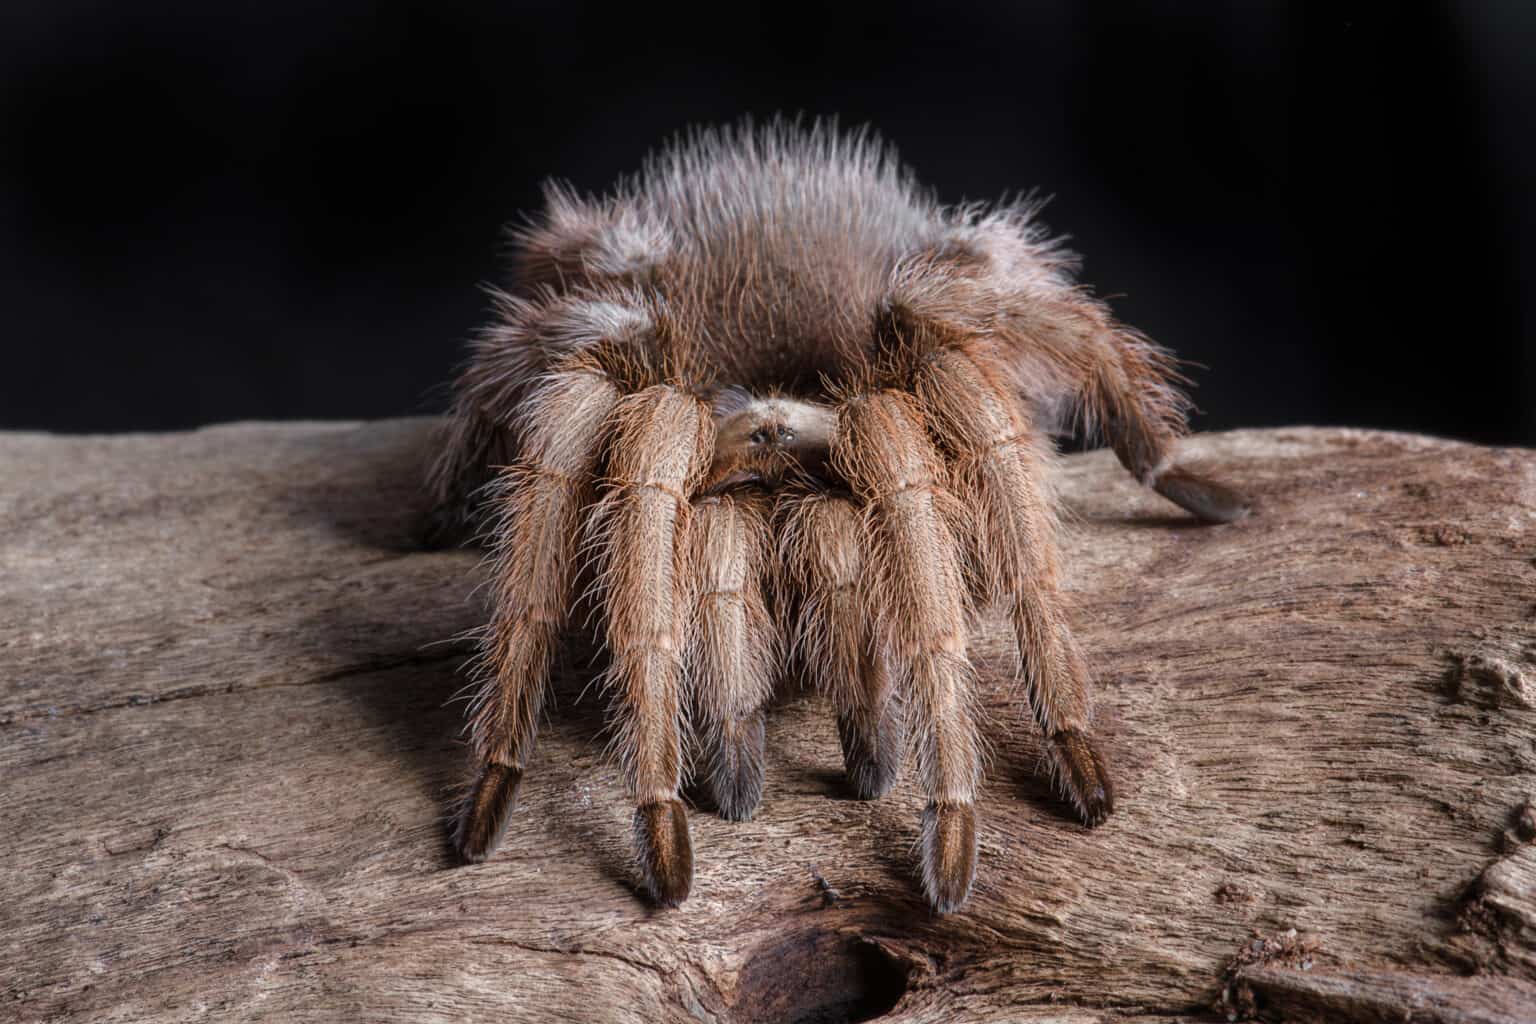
[2,421,1534,1023]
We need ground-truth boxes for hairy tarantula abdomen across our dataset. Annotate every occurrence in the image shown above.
[430,121,1248,914]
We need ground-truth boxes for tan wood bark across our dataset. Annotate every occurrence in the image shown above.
[2,421,1534,1023]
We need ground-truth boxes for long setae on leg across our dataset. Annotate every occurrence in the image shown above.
[914,338,1114,824]
[687,491,777,821]
[833,389,981,914]
[456,365,621,861]
[590,385,713,906]
[780,491,905,800]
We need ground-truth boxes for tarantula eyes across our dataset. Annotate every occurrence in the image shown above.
[748,424,794,445]
[430,121,1248,916]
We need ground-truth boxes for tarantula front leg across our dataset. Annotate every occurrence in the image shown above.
[780,492,905,799]
[456,365,622,861]
[913,338,1113,823]
[833,389,981,913]
[687,491,777,821]
[589,385,714,906]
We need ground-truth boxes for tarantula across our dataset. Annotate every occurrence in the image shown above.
[427,122,1247,914]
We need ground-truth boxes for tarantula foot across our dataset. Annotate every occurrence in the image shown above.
[710,712,766,822]
[921,802,978,914]
[455,762,523,863]
[837,708,903,800]
[1153,465,1251,524]
[1048,729,1115,826]
[634,800,694,907]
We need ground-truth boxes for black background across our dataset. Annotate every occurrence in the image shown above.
[4,1,1532,444]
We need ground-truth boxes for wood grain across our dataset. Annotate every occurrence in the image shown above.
[2,421,1533,1023]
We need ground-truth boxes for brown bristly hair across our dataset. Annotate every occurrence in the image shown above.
[430,118,1248,913]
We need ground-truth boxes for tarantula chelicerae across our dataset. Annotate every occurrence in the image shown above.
[428,123,1247,914]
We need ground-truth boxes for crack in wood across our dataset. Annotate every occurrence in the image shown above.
[0,650,465,726]
[5,421,1535,1022]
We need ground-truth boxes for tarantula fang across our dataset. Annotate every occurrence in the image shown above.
[428,121,1248,914]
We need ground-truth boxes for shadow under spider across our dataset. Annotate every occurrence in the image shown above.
[968,646,1119,828]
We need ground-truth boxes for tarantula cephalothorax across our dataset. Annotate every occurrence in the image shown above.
[428,122,1247,914]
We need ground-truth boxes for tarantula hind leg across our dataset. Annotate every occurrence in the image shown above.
[1151,464,1250,524]
[1086,334,1251,523]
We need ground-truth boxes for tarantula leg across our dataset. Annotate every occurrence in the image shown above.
[835,661,904,801]
[423,408,509,548]
[914,340,1115,826]
[458,763,522,862]
[1093,358,1250,523]
[592,385,713,907]
[922,801,977,916]
[780,492,906,800]
[427,287,665,543]
[833,391,981,914]
[1068,316,1251,523]
[687,492,776,821]
[1150,464,1250,524]
[1047,727,1113,826]
[706,711,766,820]
[634,800,693,907]
[454,367,621,862]
[926,222,1248,522]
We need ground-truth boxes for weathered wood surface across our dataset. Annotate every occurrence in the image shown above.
[2,421,1534,1024]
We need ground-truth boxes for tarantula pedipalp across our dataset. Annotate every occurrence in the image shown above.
[428,122,1247,914]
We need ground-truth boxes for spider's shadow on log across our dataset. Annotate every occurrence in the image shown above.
[968,642,1120,828]
[274,424,495,865]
